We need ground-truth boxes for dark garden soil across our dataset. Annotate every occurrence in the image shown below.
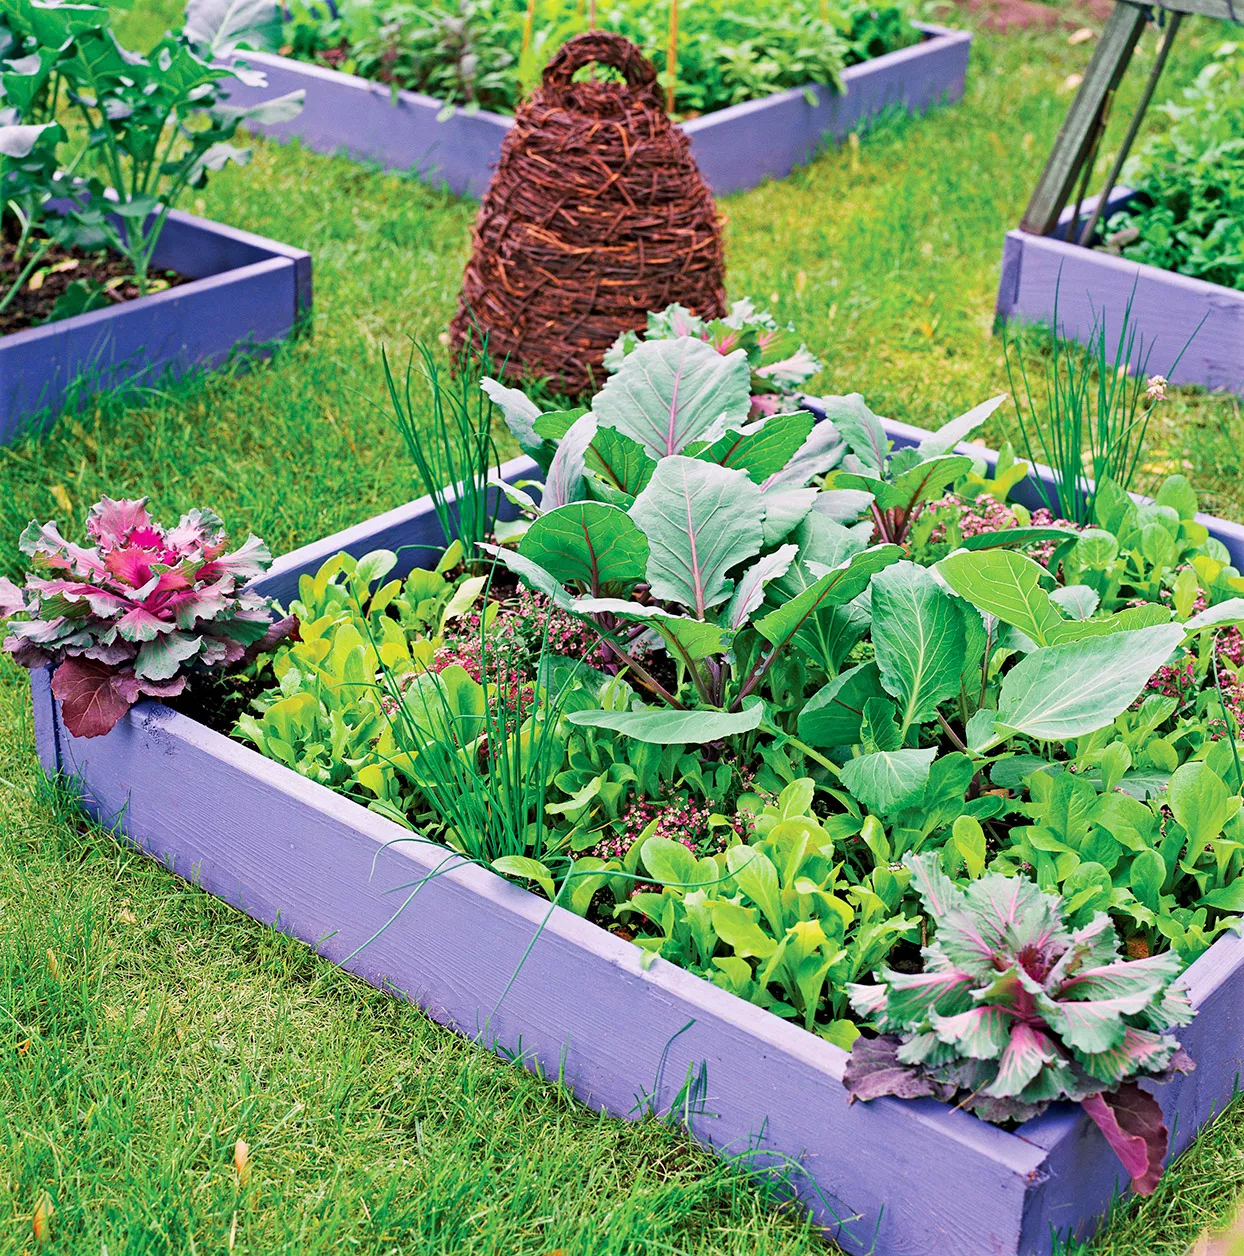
[168,669,268,733]
[0,241,189,337]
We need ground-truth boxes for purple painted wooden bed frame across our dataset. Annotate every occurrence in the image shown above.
[28,416,1244,1256]
[221,24,971,198]
[995,190,1244,398]
[0,209,312,447]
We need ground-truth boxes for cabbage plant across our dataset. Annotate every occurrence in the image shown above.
[0,496,287,737]
[845,853,1194,1195]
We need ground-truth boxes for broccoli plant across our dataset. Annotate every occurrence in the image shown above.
[844,853,1195,1195]
[0,496,289,738]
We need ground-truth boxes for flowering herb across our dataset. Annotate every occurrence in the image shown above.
[0,497,288,738]
[845,853,1195,1195]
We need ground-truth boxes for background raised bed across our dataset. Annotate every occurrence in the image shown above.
[29,416,1244,1256]
[221,24,971,198]
[994,190,1244,399]
[1,210,311,446]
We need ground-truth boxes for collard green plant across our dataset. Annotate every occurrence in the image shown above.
[484,336,903,742]
[0,496,287,737]
[604,298,823,412]
[845,853,1194,1195]
[0,0,302,300]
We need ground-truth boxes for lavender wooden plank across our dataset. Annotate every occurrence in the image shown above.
[29,410,1244,1256]
[222,25,970,198]
[0,208,312,446]
[996,192,1244,397]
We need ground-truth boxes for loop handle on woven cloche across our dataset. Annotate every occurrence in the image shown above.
[539,30,660,107]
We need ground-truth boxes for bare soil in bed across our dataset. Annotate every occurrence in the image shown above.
[0,240,190,336]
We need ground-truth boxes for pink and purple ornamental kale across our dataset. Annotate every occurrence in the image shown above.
[0,496,289,738]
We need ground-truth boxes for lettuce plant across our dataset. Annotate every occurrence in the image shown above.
[845,853,1194,1195]
[0,497,287,738]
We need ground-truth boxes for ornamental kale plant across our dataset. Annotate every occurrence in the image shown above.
[0,0,302,301]
[845,853,1194,1195]
[278,0,918,119]
[1104,43,1244,293]
[0,496,288,738]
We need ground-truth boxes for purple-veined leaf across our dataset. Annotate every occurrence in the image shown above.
[989,1022,1060,1096]
[843,1033,956,1103]
[134,631,202,682]
[697,411,813,480]
[1081,1082,1169,1195]
[593,337,752,458]
[1080,1027,1182,1085]
[518,502,649,594]
[755,544,902,651]
[930,1005,1014,1059]
[584,425,655,501]
[51,657,137,739]
[760,418,846,488]
[542,413,597,511]
[629,456,764,617]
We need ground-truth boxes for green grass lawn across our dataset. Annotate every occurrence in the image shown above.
[4,4,1244,1252]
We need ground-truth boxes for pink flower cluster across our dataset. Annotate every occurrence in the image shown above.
[590,787,753,873]
[435,586,597,691]
[926,495,1060,561]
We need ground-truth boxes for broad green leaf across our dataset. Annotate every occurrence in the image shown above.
[761,420,847,488]
[816,394,889,473]
[0,121,56,158]
[1185,598,1244,633]
[593,337,751,458]
[724,544,799,629]
[641,836,700,887]
[568,596,729,661]
[952,815,986,879]
[518,502,648,593]
[584,425,656,500]
[1168,761,1242,850]
[937,549,1065,647]
[1045,602,1173,644]
[992,625,1186,745]
[629,456,764,616]
[184,0,282,56]
[491,855,556,901]
[916,395,1007,457]
[710,901,778,959]
[797,661,886,747]
[960,527,1079,553]
[755,545,902,652]
[567,698,764,745]
[697,411,814,480]
[726,846,784,937]
[839,747,937,816]
[871,562,967,733]
[1130,848,1166,913]
[760,486,817,545]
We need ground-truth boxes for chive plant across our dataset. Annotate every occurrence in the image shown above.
[383,339,500,562]
[1003,292,1161,525]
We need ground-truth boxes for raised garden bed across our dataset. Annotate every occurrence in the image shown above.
[27,407,1244,1256]
[220,24,971,197]
[0,209,311,447]
[995,191,1244,399]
